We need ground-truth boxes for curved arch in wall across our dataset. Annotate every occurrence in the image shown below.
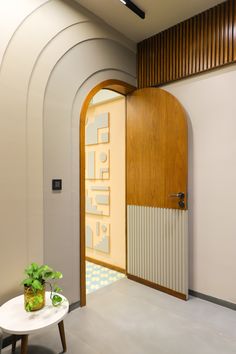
[42,37,136,303]
[0,0,136,304]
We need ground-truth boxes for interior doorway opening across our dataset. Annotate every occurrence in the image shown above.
[81,82,188,306]
[85,89,126,295]
[80,80,136,306]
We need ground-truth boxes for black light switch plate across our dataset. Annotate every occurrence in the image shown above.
[52,179,62,191]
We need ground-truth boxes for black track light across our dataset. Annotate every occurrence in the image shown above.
[119,0,145,20]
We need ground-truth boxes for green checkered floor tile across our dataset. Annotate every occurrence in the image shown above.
[86,261,126,294]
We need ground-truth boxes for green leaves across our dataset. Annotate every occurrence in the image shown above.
[51,294,63,307]
[32,279,43,290]
[22,278,33,287]
[52,271,63,279]
[53,286,62,293]
[22,262,63,310]
[23,263,63,285]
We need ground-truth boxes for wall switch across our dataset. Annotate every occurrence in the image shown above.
[52,179,62,191]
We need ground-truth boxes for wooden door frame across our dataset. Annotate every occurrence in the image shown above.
[80,79,135,307]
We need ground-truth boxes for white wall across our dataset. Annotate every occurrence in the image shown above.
[0,0,136,304]
[165,64,236,304]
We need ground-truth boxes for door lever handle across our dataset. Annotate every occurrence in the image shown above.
[169,192,185,199]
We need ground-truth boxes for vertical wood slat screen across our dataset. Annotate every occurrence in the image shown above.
[138,0,236,88]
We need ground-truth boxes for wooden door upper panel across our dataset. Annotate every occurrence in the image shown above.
[126,88,188,210]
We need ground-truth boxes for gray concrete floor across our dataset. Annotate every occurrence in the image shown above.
[3,278,236,354]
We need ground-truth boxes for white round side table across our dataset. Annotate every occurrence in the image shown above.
[0,292,69,354]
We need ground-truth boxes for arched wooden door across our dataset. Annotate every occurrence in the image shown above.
[126,88,188,300]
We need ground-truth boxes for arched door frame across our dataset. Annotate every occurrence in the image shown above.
[80,79,136,306]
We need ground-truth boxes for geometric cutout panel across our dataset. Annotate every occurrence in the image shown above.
[86,225,93,248]
[99,152,107,163]
[101,132,109,143]
[85,220,110,254]
[95,194,109,205]
[86,151,95,179]
[90,186,110,191]
[99,167,109,180]
[94,234,110,253]
[86,194,103,215]
[85,112,109,146]
[102,224,107,233]
[94,222,110,253]
[96,222,100,236]
[85,149,110,180]
[86,187,110,216]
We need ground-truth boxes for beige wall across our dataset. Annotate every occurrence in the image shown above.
[165,63,236,304]
[0,0,136,304]
[85,95,126,269]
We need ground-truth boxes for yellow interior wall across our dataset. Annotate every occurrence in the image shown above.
[85,96,126,269]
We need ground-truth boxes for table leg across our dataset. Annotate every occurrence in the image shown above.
[12,336,17,352]
[20,335,28,354]
[0,329,3,353]
[58,321,67,352]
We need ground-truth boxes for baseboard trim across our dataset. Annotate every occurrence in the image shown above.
[86,256,126,274]
[189,290,236,310]
[127,273,187,300]
[69,300,80,312]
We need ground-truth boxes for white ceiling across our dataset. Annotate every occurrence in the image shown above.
[75,0,224,43]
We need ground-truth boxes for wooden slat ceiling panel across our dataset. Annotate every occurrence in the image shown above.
[138,0,236,88]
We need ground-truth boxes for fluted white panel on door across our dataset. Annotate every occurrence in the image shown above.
[128,205,188,297]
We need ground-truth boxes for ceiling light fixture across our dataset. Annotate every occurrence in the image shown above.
[119,0,145,19]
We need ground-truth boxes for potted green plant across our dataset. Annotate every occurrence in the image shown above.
[22,262,63,312]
